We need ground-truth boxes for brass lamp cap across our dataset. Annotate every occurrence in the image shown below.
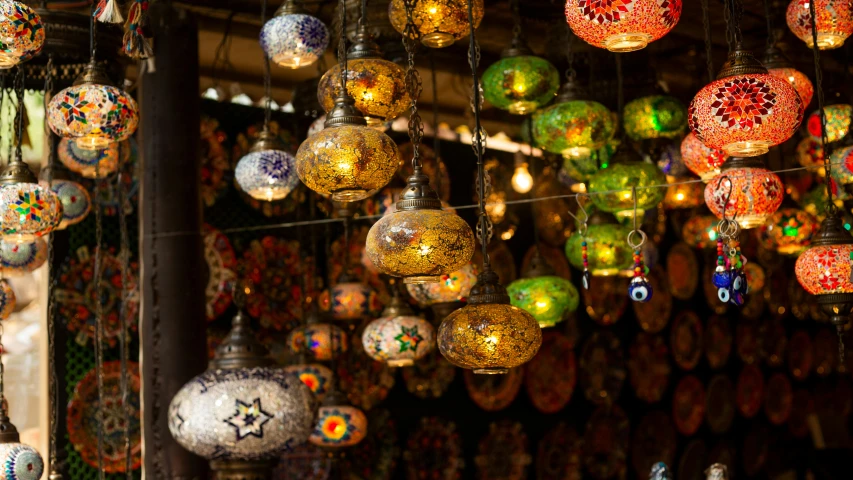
[395,167,442,211]
[0,408,20,443]
[467,269,511,305]
[501,34,533,58]
[324,92,368,128]
[249,128,286,153]
[381,292,415,317]
[0,161,37,185]
[555,79,590,103]
[72,59,114,87]
[716,44,768,79]
[812,210,853,246]
[348,24,383,60]
[211,286,273,369]
[522,248,556,278]
[720,156,766,170]
[762,45,793,70]
[275,0,306,16]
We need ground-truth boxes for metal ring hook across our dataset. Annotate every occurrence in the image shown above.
[566,193,590,234]
[716,174,734,223]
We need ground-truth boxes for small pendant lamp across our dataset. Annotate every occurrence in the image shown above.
[507,249,579,329]
[362,285,435,367]
[261,0,330,69]
[763,44,814,106]
[0,1,44,68]
[704,156,784,229]
[564,0,683,52]
[39,165,91,230]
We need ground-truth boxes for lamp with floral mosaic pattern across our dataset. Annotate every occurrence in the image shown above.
[564,0,683,52]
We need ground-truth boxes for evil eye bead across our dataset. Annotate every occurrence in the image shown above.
[717,287,731,303]
[732,272,748,295]
[629,277,653,303]
[712,267,732,289]
[582,271,591,290]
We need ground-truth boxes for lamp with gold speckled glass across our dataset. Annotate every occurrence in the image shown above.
[388,0,484,48]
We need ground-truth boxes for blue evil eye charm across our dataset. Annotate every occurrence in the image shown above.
[649,462,672,480]
[629,277,653,303]
[582,271,591,290]
[717,287,731,303]
[732,271,748,295]
[712,266,732,289]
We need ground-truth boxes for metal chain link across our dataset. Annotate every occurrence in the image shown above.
[510,0,523,47]
[700,0,714,82]
[564,23,576,82]
[262,0,273,129]
[12,67,24,165]
[808,0,832,205]
[466,0,491,268]
[402,0,424,171]
[117,150,132,478]
[93,134,106,480]
[338,0,348,96]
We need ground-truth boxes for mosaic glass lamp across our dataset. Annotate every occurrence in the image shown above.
[319,273,382,321]
[786,0,852,50]
[532,79,615,156]
[168,300,317,478]
[317,25,410,125]
[285,362,334,402]
[261,0,329,69]
[309,390,368,448]
[0,236,45,275]
[688,45,803,157]
[0,0,44,68]
[366,168,475,284]
[564,0,683,52]
[296,91,399,202]
[0,160,62,243]
[681,213,719,249]
[388,0,484,48]
[704,157,784,229]
[757,207,819,256]
[588,143,666,219]
[796,136,825,174]
[623,95,687,141]
[831,145,853,185]
[763,45,814,106]
[362,291,435,367]
[482,36,560,115]
[57,137,120,179]
[807,104,852,143]
[235,128,299,202]
[565,211,633,276]
[506,249,578,328]
[681,132,728,183]
[0,404,43,480]
[40,165,91,229]
[406,262,478,307]
[438,269,542,374]
[287,305,348,361]
[47,60,139,151]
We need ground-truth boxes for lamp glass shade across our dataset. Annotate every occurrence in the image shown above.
[795,244,853,295]
[680,132,728,182]
[482,55,560,115]
[0,182,62,243]
[319,281,382,321]
[796,136,825,174]
[562,144,611,183]
[295,124,400,202]
[388,0,484,48]
[704,167,784,229]
[406,262,479,307]
[235,149,299,202]
[50,179,91,229]
[309,405,368,447]
[588,162,666,218]
[0,442,43,479]
[831,145,853,185]
[0,0,44,68]
[565,222,633,276]
[757,207,819,256]
[362,314,436,366]
[623,95,688,141]
[564,0,682,52]
[260,13,329,68]
[285,363,334,402]
[807,104,852,143]
[287,324,348,361]
[768,67,814,106]
[0,278,15,320]
[318,59,410,124]
[506,276,579,328]
[57,137,121,179]
[532,100,615,155]
[786,0,853,50]
[48,83,139,150]
[0,236,45,275]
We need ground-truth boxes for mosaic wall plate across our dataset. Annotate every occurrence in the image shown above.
[472,239,517,285]
[582,276,629,327]
[702,262,728,314]
[666,242,698,300]
[475,421,531,480]
[670,311,703,371]
[583,406,629,480]
[736,365,765,418]
[274,444,330,480]
[705,375,735,434]
[465,367,523,412]
[536,423,582,480]
[67,361,141,473]
[736,322,762,365]
[788,330,813,381]
[764,373,793,426]
[521,243,572,280]
[56,247,139,347]
[200,116,232,207]
[673,375,705,436]
[704,315,732,370]
[346,409,399,480]
[89,138,139,216]
[758,319,787,368]
[633,267,672,333]
[813,328,837,377]
[788,389,814,438]
[628,333,670,403]
[338,325,395,410]
[203,224,237,322]
[403,417,464,480]
[580,331,626,405]
[401,350,456,399]
[241,236,317,332]
[631,411,676,480]
[677,439,707,480]
[525,331,576,414]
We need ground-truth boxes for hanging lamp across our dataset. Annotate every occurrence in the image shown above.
[786,0,852,50]
[0,1,43,68]
[362,283,435,367]
[507,249,578,328]
[588,142,665,220]
[704,157,784,229]
[261,0,330,69]
[564,0,683,52]
[807,104,852,143]
[757,205,819,256]
[406,261,478,319]
[56,137,120,179]
[565,211,633,276]
[763,45,814,106]
[623,95,687,142]
[0,236,45,275]
[532,79,614,157]
[388,0,484,48]
[288,302,348,361]
[39,165,91,230]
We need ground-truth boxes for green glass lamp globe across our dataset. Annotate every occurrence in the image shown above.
[506,250,579,328]
[588,144,666,219]
[532,80,616,156]
[565,212,633,277]
[623,95,687,141]
[482,42,559,115]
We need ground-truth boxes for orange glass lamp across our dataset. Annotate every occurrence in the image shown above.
[704,157,784,229]
[763,45,814,106]
[564,0,682,52]
[681,132,728,182]
[786,0,853,50]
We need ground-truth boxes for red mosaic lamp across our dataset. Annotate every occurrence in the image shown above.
[704,156,784,229]
[688,44,804,157]
[786,0,853,50]
[763,44,814,107]
[564,0,683,52]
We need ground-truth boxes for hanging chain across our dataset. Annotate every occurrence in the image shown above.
[403,0,424,171]
[510,0,523,47]
[90,2,98,61]
[117,149,132,478]
[5,90,12,167]
[0,322,6,414]
[93,136,106,480]
[12,67,24,165]
[763,0,775,47]
[467,0,490,268]
[564,23,576,82]
[338,0,349,97]
[359,0,368,27]
[262,0,272,129]
[700,0,714,81]
[0,74,5,167]
[808,0,831,198]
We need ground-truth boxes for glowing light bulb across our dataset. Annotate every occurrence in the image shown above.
[512,163,533,193]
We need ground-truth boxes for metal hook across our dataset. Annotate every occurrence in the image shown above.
[716,174,734,223]
[566,193,590,236]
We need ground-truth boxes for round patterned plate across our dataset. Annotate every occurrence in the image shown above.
[736,364,765,418]
[200,116,231,207]
[525,331,576,414]
[56,248,139,346]
[580,331,626,405]
[628,333,670,403]
[736,322,762,365]
[631,411,676,480]
[758,319,787,367]
[536,423,582,480]
[465,367,524,412]
[764,373,793,426]
[702,261,728,315]
[203,224,237,322]
[582,276,629,326]
[788,330,813,381]
[670,311,703,371]
[788,389,814,438]
[403,417,464,480]
[275,444,330,480]
[583,406,629,480]
[401,350,456,399]
[666,242,698,300]
[705,375,735,434]
[475,421,531,480]
[633,267,672,333]
[346,409,399,480]
[338,323,395,411]
[677,439,707,480]
[521,243,572,280]
[673,375,705,436]
[67,361,141,473]
[704,315,732,370]
[813,328,838,377]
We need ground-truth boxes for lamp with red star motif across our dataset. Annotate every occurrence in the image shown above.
[786,0,853,50]
[704,157,784,229]
[564,0,683,52]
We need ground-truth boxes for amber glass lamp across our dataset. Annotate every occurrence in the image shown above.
[704,157,784,229]
[388,0,484,48]
[588,143,666,220]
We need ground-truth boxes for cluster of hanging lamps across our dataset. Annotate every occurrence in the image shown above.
[623,95,687,142]
[807,104,852,143]
[786,0,852,50]
[0,0,44,68]
[40,165,91,230]
[763,44,814,106]
[261,0,329,69]
[362,285,435,367]
[564,0,683,52]
[388,0,484,48]
[506,249,578,328]
[704,157,784,229]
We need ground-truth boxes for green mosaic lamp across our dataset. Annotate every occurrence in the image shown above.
[588,143,666,220]
[532,79,616,156]
[506,249,578,328]
[565,211,633,277]
[482,33,559,115]
[623,95,687,142]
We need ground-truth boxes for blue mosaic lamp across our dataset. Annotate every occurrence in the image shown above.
[235,128,299,202]
[261,0,329,69]
[40,165,91,230]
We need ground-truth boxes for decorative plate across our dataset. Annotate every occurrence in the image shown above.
[583,406,629,480]
[633,267,672,333]
[580,331,626,405]
[331,225,389,304]
[0,237,47,277]
[814,376,853,419]
[241,236,318,332]
[56,247,140,347]
[788,389,814,438]
[401,350,456,399]
[764,373,793,426]
[758,319,787,367]
[813,328,837,377]
[475,421,531,480]
[346,409,400,480]
[465,367,523,412]
[67,361,141,473]
[704,315,732,370]
[666,242,698,300]
[582,276,629,327]
[736,322,762,365]
[742,424,769,477]
[525,331,576,413]
[472,239,517,285]
[521,243,572,280]
[672,375,705,436]
[536,423,582,480]
[403,417,464,480]
[676,439,707,480]
[631,411,676,480]
[90,138,139,216]
[705,375,735,434]
[337,323,395,411]
[670,311,703,371]
[702,262,728,314]
[203,224,237,322]
[274,444,330,480]
[200,116,231,207]
[788,330,813,381]
[397,142,451,202]
[736,364,765,418]
[628,333,670,403]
